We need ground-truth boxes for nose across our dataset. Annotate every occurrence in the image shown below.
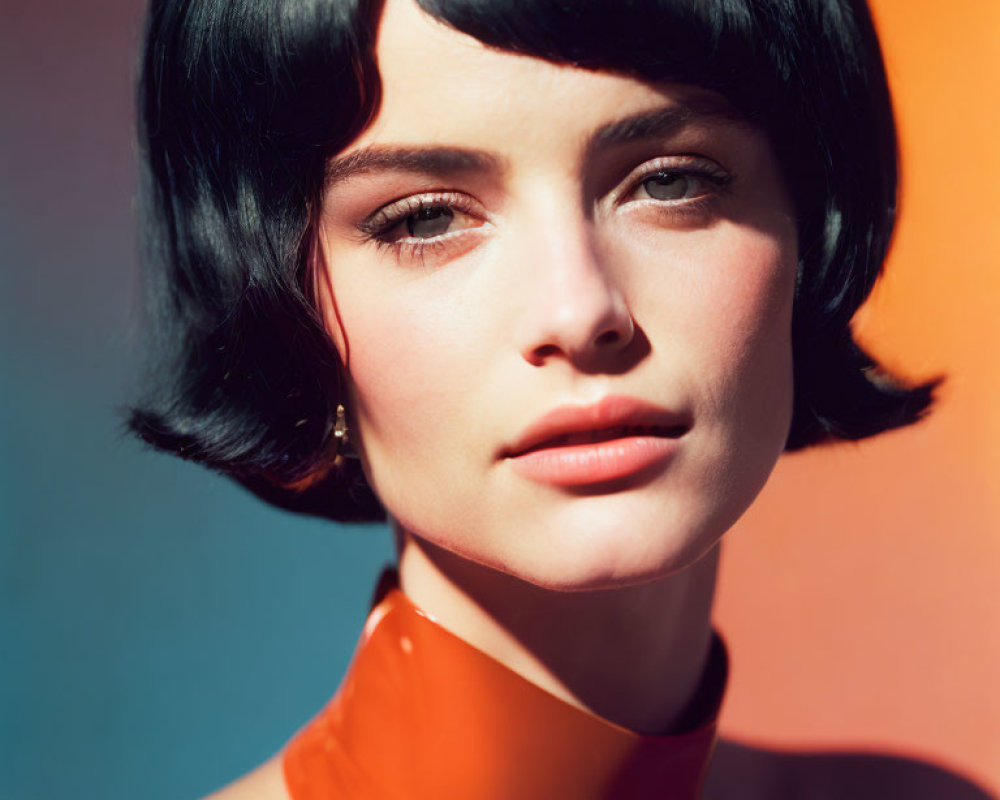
[516,212,635,369]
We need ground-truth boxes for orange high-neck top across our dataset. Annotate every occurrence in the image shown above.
[283,571,727,800]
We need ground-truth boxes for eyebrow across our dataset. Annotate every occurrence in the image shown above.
[325,146,506,186]
[586,101,749,160]
[324,100,748,187]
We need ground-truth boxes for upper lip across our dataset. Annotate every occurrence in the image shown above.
[501,395,690,458]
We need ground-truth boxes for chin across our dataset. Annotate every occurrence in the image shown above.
[497,503,729,593]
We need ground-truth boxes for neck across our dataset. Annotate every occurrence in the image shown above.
[396,527,719,735]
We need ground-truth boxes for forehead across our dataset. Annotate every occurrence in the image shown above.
[350,0,745,161]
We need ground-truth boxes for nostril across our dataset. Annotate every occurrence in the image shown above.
[531,344,560,363]
[594,330,621,347]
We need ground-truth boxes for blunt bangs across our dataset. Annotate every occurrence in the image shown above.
[130,0,936,521]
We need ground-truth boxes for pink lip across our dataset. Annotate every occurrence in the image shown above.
[502,395,688,488]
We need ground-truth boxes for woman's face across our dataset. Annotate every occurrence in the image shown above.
[317,0,797,590]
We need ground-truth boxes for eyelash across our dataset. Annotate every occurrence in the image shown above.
[616,156,733,211]
[357,190,482,263]
[356,156,733,261]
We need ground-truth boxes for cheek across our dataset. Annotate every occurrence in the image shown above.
[325,267,489,500]
[339,290,451,442]
[688,229,797,445]
[630,222,796,434]
[702,236,794,365]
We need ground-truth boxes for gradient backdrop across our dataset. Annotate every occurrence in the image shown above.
[1,1,997,798]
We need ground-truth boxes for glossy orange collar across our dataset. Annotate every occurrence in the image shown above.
[284,571,727,799]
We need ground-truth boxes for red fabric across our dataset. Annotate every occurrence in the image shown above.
[284,574,726,799]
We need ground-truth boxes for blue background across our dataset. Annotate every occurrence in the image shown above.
[0,3,394,798]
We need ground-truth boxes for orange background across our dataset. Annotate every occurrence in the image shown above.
[715,0,999,793]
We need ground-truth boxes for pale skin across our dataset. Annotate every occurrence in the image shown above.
[207,0,798,796]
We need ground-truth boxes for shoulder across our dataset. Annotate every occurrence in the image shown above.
[201,756,291,800]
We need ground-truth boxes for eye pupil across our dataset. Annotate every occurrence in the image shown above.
[642,171,692,201]
[407,206,454,237]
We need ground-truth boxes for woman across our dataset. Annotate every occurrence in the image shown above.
[131,0,935,797]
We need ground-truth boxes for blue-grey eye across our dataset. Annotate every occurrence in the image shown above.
[641,171,700,201]
[407,206,454,237]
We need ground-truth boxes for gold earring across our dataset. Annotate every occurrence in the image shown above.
[333,403,359,461]
[334,403,349,444]
[282,404,355,491]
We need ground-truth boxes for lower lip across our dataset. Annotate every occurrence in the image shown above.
[507,436,678,488]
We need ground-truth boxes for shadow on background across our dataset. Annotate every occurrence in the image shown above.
[706,740,998,800]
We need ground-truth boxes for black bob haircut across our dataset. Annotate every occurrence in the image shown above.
[130,0,937,522]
